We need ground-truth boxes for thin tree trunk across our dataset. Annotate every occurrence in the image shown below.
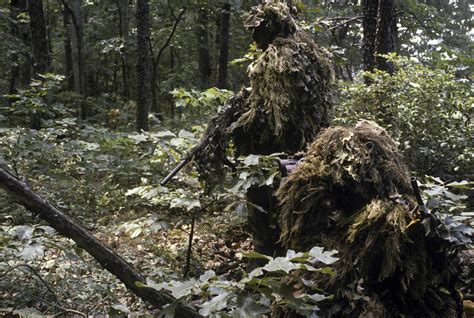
[0,168,200,318]
[374,0,395,73]
[28,0,51,75]
[136,0,152,131]
[8,0,31,103]
[117,0,130,98]
[216,2,230,89]
[362,0,378,75]
[363,0,397,77]
[63,6,75,90]
[196,7,211,87]
[62,0,86,99]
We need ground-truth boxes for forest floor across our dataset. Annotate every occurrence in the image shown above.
[0,210,253,316]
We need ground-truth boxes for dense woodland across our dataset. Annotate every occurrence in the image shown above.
[0,0,473,317]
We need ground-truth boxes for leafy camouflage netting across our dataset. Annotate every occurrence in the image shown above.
[277,121,463,317]
[195,0,333,187]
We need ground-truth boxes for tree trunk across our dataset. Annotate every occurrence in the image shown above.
[136,0,151,131]
[216,2,230,89]
[363,0,397,77]
[196,7,211,87]
[0,168,200,318]
[62,0,86,99]
[117,0,130,98]
[28,0,51,75]
[247,185,284,269]
[362,0,378,75]
[8,0,32,103]
[73,0,86,98]
[63,6,75,90]
[374,0,395,73]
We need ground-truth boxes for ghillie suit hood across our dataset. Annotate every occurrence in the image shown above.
[277,121,464,317]
[195,0,333,186]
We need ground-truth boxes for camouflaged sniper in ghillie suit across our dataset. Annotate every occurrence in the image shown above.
[233,0,333,155]
[277,121,464,317]
[195,0,333,186]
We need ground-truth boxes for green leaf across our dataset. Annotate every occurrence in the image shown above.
[446,180,474,190]
[243,154,260,166]
[263,257,298,273]
[308,247,339,265]
[18,243,44,261]
[239,251,272,260]
[199,292,232,316]
[232,295,271,317]
[110,304,130,314]
[14,225,34,241]
[170,197,201,211]
[164,280,197,299]
[199,270,216,283]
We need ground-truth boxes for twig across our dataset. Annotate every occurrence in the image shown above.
[54,309,87,317]
[183,215,195,279]
[1,263,58,303]
[153,7,187,73]
[328,16,363,30]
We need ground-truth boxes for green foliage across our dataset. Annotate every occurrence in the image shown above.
[170,87,234,124]
[334,55,473,177]
[141,246,338,317]
[2,74,68,126]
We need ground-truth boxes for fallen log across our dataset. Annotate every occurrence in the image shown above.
[0,168,200,318]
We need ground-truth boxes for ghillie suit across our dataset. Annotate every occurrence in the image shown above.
[195,0,333,181]
[277,121,464,317]
[194,0,333,260]
[232,0,333,155]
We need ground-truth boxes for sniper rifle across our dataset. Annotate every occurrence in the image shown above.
[410,177,431,216]
[160,136,210,186]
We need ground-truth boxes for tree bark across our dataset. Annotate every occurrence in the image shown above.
[8,0,32,102]
[362,0,397,77]
[63,5,75,90]
[117,0,130,98]
[196,7,212,87]
[136,0,152,131]
[0,168,200,318]
[362,0,378,74]
[28,0,51,75]
[62,0,86,99]
[374,0,395,73]
[216,2,230,89]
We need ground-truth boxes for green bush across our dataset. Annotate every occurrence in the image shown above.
[334,55,473,178]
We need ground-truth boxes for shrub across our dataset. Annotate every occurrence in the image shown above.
[334,55,473,178]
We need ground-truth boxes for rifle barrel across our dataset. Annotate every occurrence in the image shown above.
[410,177,424,206]
[160,159,189,186]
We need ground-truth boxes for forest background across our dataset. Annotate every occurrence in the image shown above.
[0,0,472,316]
